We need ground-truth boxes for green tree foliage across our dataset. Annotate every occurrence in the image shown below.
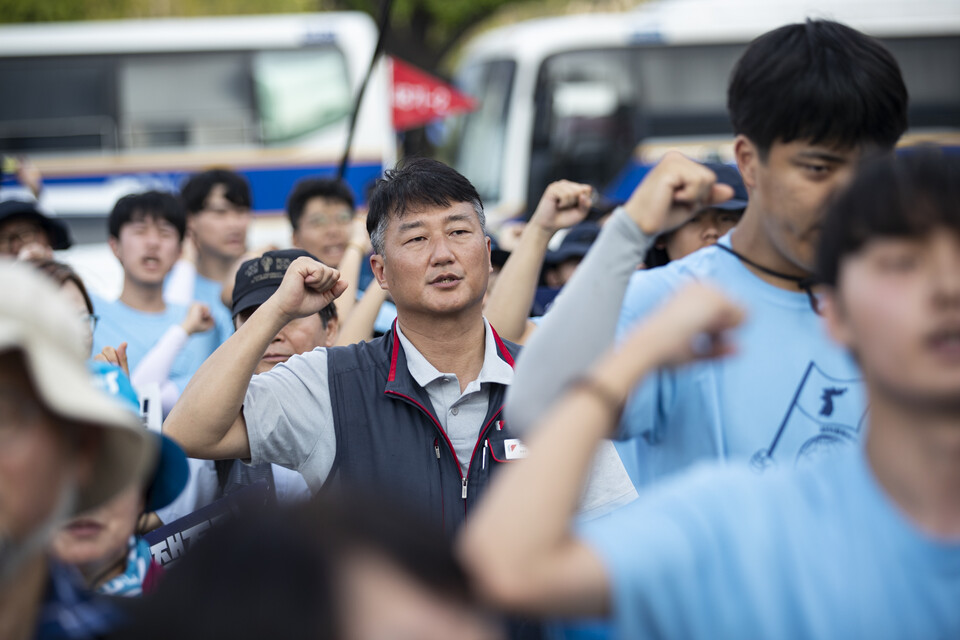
[331,0,534,72]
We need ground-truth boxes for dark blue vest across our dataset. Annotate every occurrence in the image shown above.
[325,323,522,536]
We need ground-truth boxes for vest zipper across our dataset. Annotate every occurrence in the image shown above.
[461,478,468,500]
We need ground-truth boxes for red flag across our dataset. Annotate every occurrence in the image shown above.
[390,57,476,131]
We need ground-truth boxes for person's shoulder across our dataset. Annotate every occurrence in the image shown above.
[326,334,393,370]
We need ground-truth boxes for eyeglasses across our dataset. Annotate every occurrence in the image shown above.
[300,210,353,229]
[82,313,99,334]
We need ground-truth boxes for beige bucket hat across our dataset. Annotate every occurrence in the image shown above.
[0,260,156,514]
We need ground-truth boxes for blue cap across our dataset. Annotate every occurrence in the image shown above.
[702,162,748,212]
[87,361,189,512]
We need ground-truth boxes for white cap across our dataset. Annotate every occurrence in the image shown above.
[0,259,156,514]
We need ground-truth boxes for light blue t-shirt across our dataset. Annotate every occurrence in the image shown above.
[91,295,220,394]
[192,273,234,346]
[615,235,866,487]
[582,447,960,639]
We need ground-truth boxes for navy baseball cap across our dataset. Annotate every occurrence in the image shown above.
[0,198,73,250]
[702,162,748,211]
[232,248,317,319]
[544,222,601,265]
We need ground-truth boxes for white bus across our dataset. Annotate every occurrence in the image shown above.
[448,0,960,221]
[0,12,394,225]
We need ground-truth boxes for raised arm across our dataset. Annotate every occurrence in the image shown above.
[131,302,214,415]
[459,284,744,616]
[484,180,592,342]
[335,278,389,346]
[164,257,346,459]
[506,152,735,432]
[332,212,373,321]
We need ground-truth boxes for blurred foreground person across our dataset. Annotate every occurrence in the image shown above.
[0,262,154,640]
[461,150,960,638]
[29,259,97,357]
[52,363,188,597]
[113,496,504,640]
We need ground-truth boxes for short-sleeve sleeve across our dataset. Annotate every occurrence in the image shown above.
[242,348,337,491]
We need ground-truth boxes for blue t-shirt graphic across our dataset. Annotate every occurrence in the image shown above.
[615,234,866,487]
[582,446,960,639]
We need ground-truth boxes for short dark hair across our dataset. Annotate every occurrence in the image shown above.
[286,177,356,232]
[180,169,252,215]
[366,157,484,255]
[728,20,908,158]
[108,191,186,241]
[817,148,960,288]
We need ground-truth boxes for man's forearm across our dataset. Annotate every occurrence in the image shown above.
[164,301,288,455]
[506,208,654,432]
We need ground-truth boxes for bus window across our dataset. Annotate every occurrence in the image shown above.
[881,37,960,128]
[529,49,639,212]
[253,47,352,144]
[450,59,516,205]
[0,56,118,152]
[633,44,744,137]
[120,53,253,149]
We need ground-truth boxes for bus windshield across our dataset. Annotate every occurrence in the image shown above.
[0,45,353,153]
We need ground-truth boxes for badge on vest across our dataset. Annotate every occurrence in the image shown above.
[503,438,529,460]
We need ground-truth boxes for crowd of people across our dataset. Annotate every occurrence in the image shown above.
[0,16,958,640]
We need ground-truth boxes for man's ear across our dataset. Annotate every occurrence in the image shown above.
[108,236,121,261]
[186,214,197,236]
[820,289,854,349]
[734,135,759,193]
[324,316,339,348]
[370,254,388,290]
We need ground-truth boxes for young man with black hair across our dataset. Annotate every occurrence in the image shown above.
[287,176,357,270]
[461,149,960,639]
[173,168,252,344]
[165,158,635,538]
[94,191,220,396]
[507,19,909,487]
[287,176,375,322]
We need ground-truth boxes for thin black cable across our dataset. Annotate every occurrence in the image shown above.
[337,0,395,181]
[715,243,822,314]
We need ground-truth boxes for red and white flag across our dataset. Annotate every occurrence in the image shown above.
[390,56,476,131]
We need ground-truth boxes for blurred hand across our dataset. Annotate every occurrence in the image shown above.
[16,157,43,198]
[95,342,130,378]
[266,257,347,323]
[497,221,526,252]
[16,242,53,262]
[624,152,735,236]
[349,212,373,254]
[530,180,593,234]
[181,302,214,335]
[625,283,744,370]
